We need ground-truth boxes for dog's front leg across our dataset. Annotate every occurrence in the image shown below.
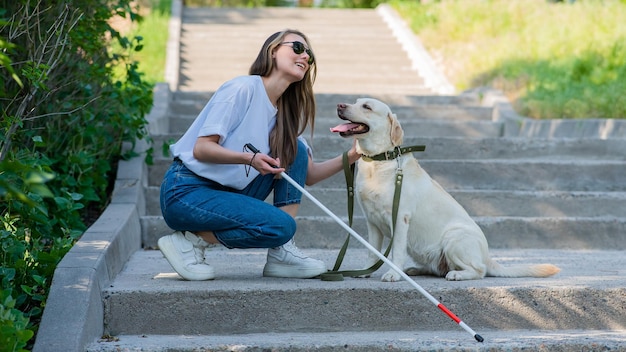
[381,218,410,282]
[358,221,384,278]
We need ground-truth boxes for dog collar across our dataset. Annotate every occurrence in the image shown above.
[361,145,426,162]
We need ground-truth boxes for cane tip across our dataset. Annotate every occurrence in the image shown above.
[474,334,484,343]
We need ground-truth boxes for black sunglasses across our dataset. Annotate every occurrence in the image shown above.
[280,41,314,65]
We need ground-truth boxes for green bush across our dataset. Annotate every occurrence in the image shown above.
[0,0,153,349]
[516,41,626,118]
[0,289,33,352]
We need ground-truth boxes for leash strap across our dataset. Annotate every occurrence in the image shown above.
[330,152,355,272]
[321,152,403,281]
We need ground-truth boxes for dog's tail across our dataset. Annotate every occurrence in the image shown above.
[486,259,561,278]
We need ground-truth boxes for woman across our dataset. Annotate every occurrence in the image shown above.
[159,29,360,280]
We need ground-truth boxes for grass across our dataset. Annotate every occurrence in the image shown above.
[389,0,626,119]
[120,0,172,84]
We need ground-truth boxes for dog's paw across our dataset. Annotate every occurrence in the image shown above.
[445,271,464,281]
[445,270,481,281]
[381,269,403,282]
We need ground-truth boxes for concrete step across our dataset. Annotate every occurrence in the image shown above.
[322,104,494,121]
[168,115,502,137]
[167,114,502,136]
[86,329,626,352]
[95,248,626,339]
[170,100,494,122]
[145,185,626,219]
[146,157,626,191]
[307,135,626,161]
[166,91,493,135]
[171,91,480,107]
[315,159,626,191]
[141,214,626,251]
[421,159,626,191]
[311,119,500,139]
[169,94,491,121]
[184,73,429,95]
[151,135,626,162]
[295,216,626,250]
[166,91,496,137]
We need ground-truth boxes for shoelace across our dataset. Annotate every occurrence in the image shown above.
[191,246,206,265]
[184,233,208,264]
[282,240,306,258]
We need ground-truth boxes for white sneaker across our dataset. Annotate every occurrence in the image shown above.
[263,239,326,278]
[158,231,215,280]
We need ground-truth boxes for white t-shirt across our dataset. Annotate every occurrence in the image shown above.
[170,75,277,190]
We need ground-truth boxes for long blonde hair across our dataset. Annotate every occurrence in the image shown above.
[248,29,317,168]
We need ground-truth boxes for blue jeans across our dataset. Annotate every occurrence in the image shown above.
[160,140,308,249]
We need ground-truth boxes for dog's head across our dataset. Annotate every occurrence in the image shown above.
[331,98,403,156]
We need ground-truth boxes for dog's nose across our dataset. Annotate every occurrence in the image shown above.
[337,103,346,111]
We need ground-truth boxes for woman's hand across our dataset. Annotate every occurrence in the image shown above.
[250,153,285,175]
[346,139,361,165]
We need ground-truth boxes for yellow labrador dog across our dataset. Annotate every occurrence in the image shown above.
[331,98,561,282]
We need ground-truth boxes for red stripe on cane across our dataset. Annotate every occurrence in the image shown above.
[438,303,461,324]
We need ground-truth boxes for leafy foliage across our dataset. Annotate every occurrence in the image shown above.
[0,289,33,352]
[0,0,153,349]
[517,41,626,118]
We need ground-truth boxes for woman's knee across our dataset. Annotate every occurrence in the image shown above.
[271,212,297,246]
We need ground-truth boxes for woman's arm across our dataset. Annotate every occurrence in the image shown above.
[193,135,284,175]
[305,141,360,186]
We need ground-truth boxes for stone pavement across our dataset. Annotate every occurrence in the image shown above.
[34,1,626,351]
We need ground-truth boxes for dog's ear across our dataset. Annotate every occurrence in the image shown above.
[388,112,403,146]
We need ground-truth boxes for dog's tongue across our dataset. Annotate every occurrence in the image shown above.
[330,123,361,133]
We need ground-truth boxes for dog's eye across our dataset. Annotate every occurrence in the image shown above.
[362,104,372,110]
